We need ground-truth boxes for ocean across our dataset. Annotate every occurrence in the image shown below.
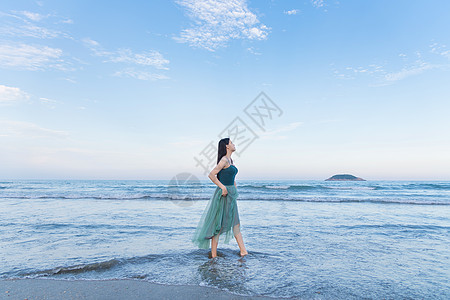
[0,179,449,299]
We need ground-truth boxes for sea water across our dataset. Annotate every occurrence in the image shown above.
[0,180,449,299]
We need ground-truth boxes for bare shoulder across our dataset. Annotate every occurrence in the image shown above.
[221,156,232,166]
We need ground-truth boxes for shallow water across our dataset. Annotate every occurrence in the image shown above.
[1,180,449,299]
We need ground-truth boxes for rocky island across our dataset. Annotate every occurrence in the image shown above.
[325,174,366,181]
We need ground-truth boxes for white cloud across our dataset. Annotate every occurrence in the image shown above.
[61,77,77,84]
[39,97,60,109]
[0,43,63,70]
[246,47,261,55]
[0,120,69,139]
[284,9,299,15]
[311,0,325,8]
[174,0,270,51]
[0,24,62,39]
[113,68,170,81]
[110,49,170,70]
[0,85,30,104]
[83,38,170,70]
[384,62,437,82]
[333,45,450,86]
[19,11,47,21]
[0,10,71,39]
[430,42,450,59]
[61,19,74,24]
[82,38,104,54]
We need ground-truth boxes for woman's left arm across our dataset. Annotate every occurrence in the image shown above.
[234,180,236,187]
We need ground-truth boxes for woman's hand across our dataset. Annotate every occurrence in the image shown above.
[221,187,228,196]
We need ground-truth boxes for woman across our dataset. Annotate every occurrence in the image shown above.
[191,138,248,258]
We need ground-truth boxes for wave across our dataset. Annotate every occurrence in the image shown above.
[335,224,450,230]
[238,184,384,191]
[30,223,167,231]
[9,249,275,279]
[235,198,450,205]
[265,185,291,189]
[324,186,377,190]
[0,222,166,230]
[244,184,329,191]
[403,183,450,190]
[1,195,448,205]
[241,182,450,191]
[0,195,172,200]
[28,259,122,276]
[3,182,449,195]
[14,253,169,278]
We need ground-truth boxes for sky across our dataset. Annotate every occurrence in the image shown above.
[0,0,449,181]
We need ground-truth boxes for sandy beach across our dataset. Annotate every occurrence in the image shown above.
[0,279,277,300]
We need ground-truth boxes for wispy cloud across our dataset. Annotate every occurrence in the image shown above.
[18,10,48,21]
[83,38,170,70]
[0,23,63,39]
[430,42,450,59]
[246,47,261,55]
[0,24,64,39]
[39,97,60,109]
[311,0,325,8]
[384,62,437,82]
[0,43,67,70]
[174,0,270,51]
[332,43,450,86]
[332,64,385,80]
[83,38,170,80]
[284,9,300,15]
[0,85,30,104]
[110,49,170,70]
[0,120,69,139]
[60,19,74,24]
[61,77,77,84]
[82,38,109,56]
[113,68,170,81]
[0,10,71,39]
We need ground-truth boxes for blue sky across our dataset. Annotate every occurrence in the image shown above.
[0,0,449,180]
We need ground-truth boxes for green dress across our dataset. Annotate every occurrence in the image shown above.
[192,163,240,249]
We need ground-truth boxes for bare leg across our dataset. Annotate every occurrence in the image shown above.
[233,224,248,256]
[211,234,219,258]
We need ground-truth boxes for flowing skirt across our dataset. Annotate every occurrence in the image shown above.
[191,184,241,249]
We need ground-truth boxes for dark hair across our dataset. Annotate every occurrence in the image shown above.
[217,138,233,165]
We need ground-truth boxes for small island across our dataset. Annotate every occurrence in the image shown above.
[325,174,366,181]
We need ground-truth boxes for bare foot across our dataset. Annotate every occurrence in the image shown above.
[240,251,248,257]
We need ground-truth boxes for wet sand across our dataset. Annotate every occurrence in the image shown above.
[0,278,278,300]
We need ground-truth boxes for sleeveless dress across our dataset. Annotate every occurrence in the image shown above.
[191,160,240,249]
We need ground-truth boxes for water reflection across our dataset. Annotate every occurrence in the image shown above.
[197,249,250,295]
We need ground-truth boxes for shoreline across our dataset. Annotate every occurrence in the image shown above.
[0,278,279,300]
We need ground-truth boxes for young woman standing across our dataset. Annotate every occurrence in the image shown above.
[191,138,248,258]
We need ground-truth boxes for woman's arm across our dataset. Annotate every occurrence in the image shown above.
[208,157,227,190]
[234,180,236,188]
